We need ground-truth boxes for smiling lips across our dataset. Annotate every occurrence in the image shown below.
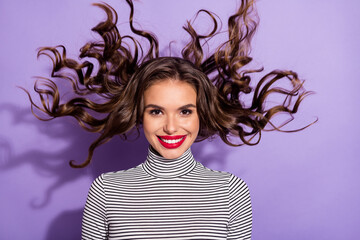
[157,135,187,149]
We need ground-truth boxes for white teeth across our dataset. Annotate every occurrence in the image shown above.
[160,137,184,144]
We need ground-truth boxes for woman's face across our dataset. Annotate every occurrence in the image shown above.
[142,79,200,159]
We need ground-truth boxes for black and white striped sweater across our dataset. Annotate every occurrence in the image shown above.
[82,147,252,239]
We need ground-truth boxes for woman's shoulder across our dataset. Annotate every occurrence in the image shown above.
[92,163,144,185]
[195,161,246,183]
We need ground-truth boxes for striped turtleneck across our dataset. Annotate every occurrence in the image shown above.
[82,146,252,239]
[142,146,197,178]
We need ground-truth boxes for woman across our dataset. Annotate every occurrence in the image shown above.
[24,0,312,238]
[80,57,253,238]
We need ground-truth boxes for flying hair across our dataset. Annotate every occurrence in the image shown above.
[22,0,315,168]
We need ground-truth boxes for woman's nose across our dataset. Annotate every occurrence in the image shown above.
[163,115,178,135]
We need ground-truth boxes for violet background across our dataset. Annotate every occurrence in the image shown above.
[0,0,359,239]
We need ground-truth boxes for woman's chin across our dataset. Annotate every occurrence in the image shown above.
[156,146,187,160]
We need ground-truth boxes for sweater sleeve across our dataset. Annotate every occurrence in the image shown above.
[82,174,108,240]
[227,174,252,240]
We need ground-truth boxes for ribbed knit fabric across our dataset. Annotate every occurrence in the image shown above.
[82,147,252,239]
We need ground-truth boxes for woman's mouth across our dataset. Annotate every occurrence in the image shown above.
[157,135,187,149]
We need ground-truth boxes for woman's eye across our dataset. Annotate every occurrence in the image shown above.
[180,109,192,115]
[149,109,162,115]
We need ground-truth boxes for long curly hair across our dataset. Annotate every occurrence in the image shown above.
[23,0,314,168]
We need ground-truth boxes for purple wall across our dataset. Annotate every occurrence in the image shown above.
[1,0,359,239]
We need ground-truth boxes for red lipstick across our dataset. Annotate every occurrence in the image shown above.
[157,135,187,149]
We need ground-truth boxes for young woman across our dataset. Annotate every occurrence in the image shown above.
[24,0,312,238]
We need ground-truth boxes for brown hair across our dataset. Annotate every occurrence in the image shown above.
[23,0,314,168]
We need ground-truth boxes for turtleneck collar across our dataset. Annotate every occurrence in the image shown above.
[141,146,197,179]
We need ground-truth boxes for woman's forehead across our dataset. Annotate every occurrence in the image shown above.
[143,79,197,107]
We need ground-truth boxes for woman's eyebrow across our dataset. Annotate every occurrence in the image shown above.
[178,104,196,110]
[144,104,196,110]
[144,104,164,110]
